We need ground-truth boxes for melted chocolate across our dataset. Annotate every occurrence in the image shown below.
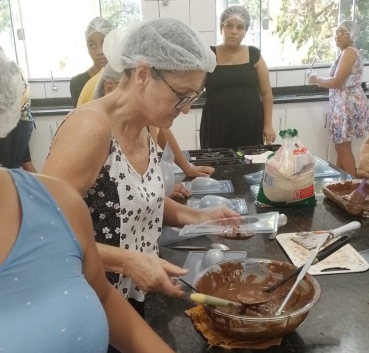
[194,260,320,340]
[323,180,369,216]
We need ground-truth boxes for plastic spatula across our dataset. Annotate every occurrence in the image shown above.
[347,178,367,206]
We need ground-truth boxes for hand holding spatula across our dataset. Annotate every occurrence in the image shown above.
[347,178,367,206]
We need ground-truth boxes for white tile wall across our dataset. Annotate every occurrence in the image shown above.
[44,81,71,98]
[269,71,277,88]
[190,0,216,31]
[276,70,306,87]
[29,82,46,99]
[362,66,369,82]
[143,0,159,19]
[159,0,190,25]
[199,31,216,46]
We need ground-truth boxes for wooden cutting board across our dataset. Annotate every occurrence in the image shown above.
[276,232,369,275]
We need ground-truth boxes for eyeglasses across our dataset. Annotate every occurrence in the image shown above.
[335,30,350,37]
[151,67,201,109]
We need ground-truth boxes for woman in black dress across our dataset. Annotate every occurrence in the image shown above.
[200,5,275,149]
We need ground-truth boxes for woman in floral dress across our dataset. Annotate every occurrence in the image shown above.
[309,20,369,176]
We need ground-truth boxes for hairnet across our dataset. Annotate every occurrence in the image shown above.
[0,48,23,138]
[220,5,250,30]
[103,18,216,73]
[338,20,360,43]
[85,16,114,41]
[93,64,122,100]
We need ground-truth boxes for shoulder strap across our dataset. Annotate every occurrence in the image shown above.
[248,46,261,65]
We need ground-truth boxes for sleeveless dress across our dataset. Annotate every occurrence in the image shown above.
[0,169,109,353]
[200,46,264,148]
[328,46,369,143]
[63,109,166,303]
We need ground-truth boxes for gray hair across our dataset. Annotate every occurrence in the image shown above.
[92,64,122,100]
[0,48,23,137]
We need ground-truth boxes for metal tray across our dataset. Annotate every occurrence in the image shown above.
[181,251,247,285]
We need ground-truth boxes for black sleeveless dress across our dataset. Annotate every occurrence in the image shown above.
[200,46,264,149]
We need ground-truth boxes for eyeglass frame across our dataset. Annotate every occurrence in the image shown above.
[335,30,350,37]
[151,67,201,109]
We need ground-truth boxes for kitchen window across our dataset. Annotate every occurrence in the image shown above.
[217,0,369,68]
[0,0,142,79]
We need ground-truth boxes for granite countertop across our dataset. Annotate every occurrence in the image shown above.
[146,163,369,353]
[31,90,369,116]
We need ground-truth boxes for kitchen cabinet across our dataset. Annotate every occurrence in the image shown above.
[29,115,65,171]
[328,139,363,166]
[285,101,330,160]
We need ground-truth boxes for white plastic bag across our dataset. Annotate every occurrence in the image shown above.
[257,129,316,207]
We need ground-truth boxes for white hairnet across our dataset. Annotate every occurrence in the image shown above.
[0,48,23,138]
[103,18,216,73]
[338,20,360,43]
[93,64,122,100]
[85,16,114,41]
[220,5,250,30]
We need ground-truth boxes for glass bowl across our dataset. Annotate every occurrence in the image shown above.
[192,259,321,341]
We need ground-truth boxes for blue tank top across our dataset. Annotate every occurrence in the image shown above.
[0,169,109,353]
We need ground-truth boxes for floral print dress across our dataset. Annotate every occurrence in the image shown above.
[84,135,165,302]
[328,46,369,144]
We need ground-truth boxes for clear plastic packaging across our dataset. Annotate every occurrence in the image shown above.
[178,212,279,239]
[187,196,248,214]
[244,157,341,185]
[182,178,234,194]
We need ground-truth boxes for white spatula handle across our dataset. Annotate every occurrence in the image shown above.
[190,293,243,309]
[330,221,361,237]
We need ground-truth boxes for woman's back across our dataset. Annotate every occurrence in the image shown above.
[0,169,109,353]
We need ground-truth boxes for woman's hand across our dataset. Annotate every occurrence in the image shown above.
[184,165,215,178]
[263,125,276,144]
[121,252,189,298]
[169,183,191,199]
[357,153,369,179]
[195,206,240,224]
[307,73,318,84]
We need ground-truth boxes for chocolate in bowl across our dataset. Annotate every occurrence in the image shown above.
[192,259,321,341]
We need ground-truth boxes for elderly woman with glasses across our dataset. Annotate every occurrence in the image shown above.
[308,20,369,177]
[42,18,238,337]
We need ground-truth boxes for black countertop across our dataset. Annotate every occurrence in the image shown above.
[30,84,369,117]
[147,163,369,353]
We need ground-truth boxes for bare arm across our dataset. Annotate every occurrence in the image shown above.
[158,128,214,177]
[255,54,275,144]
[357,137,369,178]
[308,48,357,89]
[163,196,239,227]
[47,178,175,353]
[41,109,111,196]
